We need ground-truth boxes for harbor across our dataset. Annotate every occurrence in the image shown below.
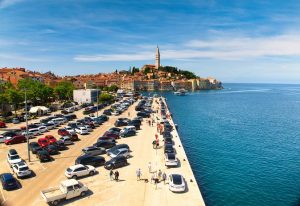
[0,96,205,206]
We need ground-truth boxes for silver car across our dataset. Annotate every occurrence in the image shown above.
[82,146,106,156]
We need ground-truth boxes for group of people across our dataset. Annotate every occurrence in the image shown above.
[109,170,120,181]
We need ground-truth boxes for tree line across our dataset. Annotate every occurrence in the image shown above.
[0,78,74,116]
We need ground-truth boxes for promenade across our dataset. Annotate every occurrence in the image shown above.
[0,97,205,206]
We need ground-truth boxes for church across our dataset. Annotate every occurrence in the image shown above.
[141,45,160,72]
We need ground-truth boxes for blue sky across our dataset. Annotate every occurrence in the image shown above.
[1,0,300,83]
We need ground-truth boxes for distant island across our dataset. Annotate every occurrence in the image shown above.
[0,46,222,91]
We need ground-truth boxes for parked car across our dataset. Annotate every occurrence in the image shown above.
[29,142,42,154]
[44,122,56,130]
[65,164,96,179]
[1,173,19,190]
[12,161,32,178]
[120,127,136,137]
[84,125,93,132]
[165,153,178,167]
[45,135,57,144]
[106,144,130,154]
[103,109,112,116]
[128,119,141,130]
[164,144,175,154]
[41,179,88,206]
[12,118,20,124]
[75,127,89,135]
[164,137,173,145]
[0,121,6,128]
[168,174,186,192]
[38,138,50,148]
[68,133,79,141]
[75,155,105,167]
[104,156,128,170]
[93,140,116,149]
[38,125,48,133]
[82,146,106,156]
[4,135,26,145]
[114,120,127,127]
[108,127,121,133]
[58,128,69,136]
[107,148,130,158]
[97,136,117,143]
[103,131,119,139]
[45,144,59,155]
[26,128,41,136]
[36,149,51,162]
[7,149,22,166]
[52,140,68,150]
[59,136,73,145]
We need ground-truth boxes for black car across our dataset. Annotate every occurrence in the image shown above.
[104,156,128,170]
[29,142,42,154]
[103,109,112,116]
[164,144,175,154]
[120,130,136,137]
[128,120,141,130]
[75,155,105,167]
[99,114,109,121]
[93,140,116,149]
[36,150,51,162]
[137,112,150,118]
[114,120,127,127]
[97,136,117,143]
[164,137,173,145]
[45,144,59,155]
[1,173,19,190]
[52,140,67,150]
[108,127,121,133]
[162,131,172,138]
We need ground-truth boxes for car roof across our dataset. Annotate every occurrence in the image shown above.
[170,174,183,184]
[61,179,79,187]
[2,173,14,180]
[69,164,85,170]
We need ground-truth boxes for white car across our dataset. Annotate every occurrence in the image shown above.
[75,127,89,135]
[168,174,186,192]
[7,153,22,166]
[84,125,93,132]
[65,126,75,134]
[47,120,59,127]
[165,153,178,167]
[108,148,130,158]
[65,164,96,179]
[38,125,48,133]
[12,161,32,178]
[59,136,73,145]
[44,122,56,130]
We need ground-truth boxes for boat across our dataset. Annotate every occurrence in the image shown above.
[174,89,187,96]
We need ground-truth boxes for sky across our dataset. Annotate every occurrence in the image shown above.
[1,0,300,83]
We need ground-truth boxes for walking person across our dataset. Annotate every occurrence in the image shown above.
[114,170,119,181]
[148,162,152,173]
[128,111,130,117]
[109,169,114,181]
[136,168,142,181]
[162,172,167,184]
[158,169,162,181]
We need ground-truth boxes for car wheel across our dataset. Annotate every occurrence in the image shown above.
[72,175,77,179]
[89,171,94,176]
[52,200,59,206]
[80,191,86,197]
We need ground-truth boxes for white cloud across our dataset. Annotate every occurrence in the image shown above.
[0,0,23,9]
[73,33,300,62]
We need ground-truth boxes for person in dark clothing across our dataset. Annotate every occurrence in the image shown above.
[114,170,119,181]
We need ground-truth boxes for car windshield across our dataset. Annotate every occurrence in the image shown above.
[66,168,72,172]
[10,155,20,160]
[111,150,119,155]
[168,154,175,160]
[172,175,182,185]
[19,166,29,171]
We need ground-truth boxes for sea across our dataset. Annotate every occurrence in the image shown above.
[156,83,300,206]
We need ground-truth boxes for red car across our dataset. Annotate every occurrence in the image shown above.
[103,131,119,139]
[0,121,6,128]
[44,135,57,144]
[38,138,49,148]
[58,129,69,136]
[68,133,79,141]
[4,135,26,145]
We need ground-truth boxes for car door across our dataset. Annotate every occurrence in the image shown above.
[77,166,87,176]
[66,186,78,199]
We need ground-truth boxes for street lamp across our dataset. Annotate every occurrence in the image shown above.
[96,86,99,118]
[24,89,30,162]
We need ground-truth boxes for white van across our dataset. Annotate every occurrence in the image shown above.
[52,118,66,125]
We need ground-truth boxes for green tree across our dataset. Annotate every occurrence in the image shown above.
[107,85,119,92]
[99,93,114,103]
[143,67,151,74]
[0,93,8,116]
[6,89,23,115]
[54,81,74,101]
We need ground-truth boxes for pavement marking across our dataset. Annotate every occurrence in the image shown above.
[0,185,6,203]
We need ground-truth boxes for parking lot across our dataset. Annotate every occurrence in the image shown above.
[0,97,204,206]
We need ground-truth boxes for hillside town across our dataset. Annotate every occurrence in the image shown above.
[0,46,222,92]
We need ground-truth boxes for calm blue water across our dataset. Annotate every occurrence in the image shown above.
[161,84,300,206]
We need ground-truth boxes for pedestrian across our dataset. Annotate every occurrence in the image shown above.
[128,111,130,117]
[162,172,167,184]
[151,120,153,127]
[136,168,142,181]
[114,170,119,181]
[148,162,152,173]
[109,169,114,181]
[151,173,155,184]
[158,169,162,181]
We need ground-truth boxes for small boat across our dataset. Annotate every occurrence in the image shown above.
[174,89,187,96]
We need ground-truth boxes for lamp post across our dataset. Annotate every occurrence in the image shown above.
[96,86,99,118]
[25,89,30,162]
